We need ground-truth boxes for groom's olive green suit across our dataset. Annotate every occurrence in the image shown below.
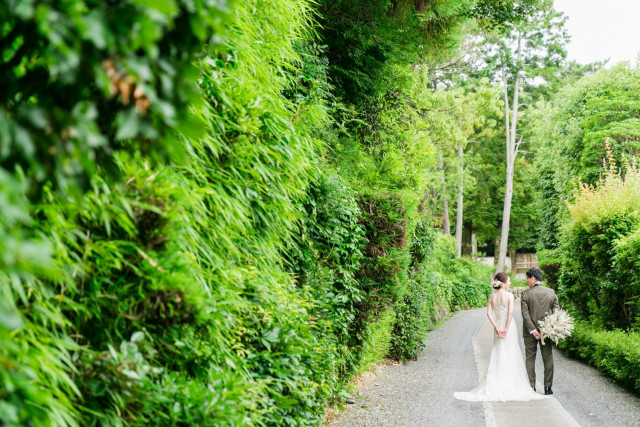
[521,284,559,388]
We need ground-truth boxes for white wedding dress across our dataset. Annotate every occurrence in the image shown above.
[454,292,546,402]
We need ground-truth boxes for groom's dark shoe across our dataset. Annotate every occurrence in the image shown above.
[532,386,536,392]
[544,387,553,395]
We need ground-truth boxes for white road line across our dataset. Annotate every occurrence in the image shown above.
[483,401,497,427]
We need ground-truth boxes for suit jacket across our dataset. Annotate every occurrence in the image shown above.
[521,284,559,338]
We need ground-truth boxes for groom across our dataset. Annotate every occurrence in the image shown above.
[521,267,559,395]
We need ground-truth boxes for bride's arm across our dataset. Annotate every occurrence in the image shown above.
[504,294,514,334]
[486,297,500,333]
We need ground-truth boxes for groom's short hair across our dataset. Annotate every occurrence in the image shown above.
[526,267,543,281]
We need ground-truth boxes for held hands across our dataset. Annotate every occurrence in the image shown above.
[532,330,542,340]
[496,328,507,338]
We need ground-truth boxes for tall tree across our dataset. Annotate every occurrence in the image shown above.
[476,0,568,272]
[455,141,464,254]
[440,152,451,235]
[423,83,498,250]
[453,84,498,257]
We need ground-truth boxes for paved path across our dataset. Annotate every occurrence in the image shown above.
[334,303,640,426]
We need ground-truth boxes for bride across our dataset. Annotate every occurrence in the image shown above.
[454,272,546,402]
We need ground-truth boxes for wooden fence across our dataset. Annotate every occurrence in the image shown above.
[515,253,538,270]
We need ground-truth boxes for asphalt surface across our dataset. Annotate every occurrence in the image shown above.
[334,303,640,427]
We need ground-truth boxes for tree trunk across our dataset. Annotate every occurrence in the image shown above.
[496,33,522,274]
[509,248,517,274]
[439,152,450,235]
[442,199,450,235]
[462,222,472,256]
[497,162,515,272]
[455,142,464,257]
[494,232,501,267]
[471,233,478,261]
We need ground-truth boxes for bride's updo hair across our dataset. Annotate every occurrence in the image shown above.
[492,272,509,290]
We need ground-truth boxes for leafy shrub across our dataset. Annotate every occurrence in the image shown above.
[420,270,456,324]
[552,65,640,192]
[411,217,438,266]
[538,248,562,290]
[31,160,261,425]
[559,323,640,393]
[1,0,231,195]
[172,1,337,423]
[612,226,640,330]
[2,0,335,424]
[390,276,430,361]
[451,276,490,310]
[355,191,411,316]
[560,159,640,329]
[425,234,493,308]
[534,65,640,251]
[345,190,413,370]
[538,248,562,266]
[356,309,396,373]
[390,262,491,362]
[1,1,233,423]
[425,233,459,273]
[288,172,366,388]
[350,197,489,366]
[75,332,163,425]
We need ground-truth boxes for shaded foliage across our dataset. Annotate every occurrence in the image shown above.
[1,0,231,197]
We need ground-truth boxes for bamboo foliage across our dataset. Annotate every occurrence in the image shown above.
[1,0,530,425]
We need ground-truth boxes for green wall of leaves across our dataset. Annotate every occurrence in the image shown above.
[1,0,499,425]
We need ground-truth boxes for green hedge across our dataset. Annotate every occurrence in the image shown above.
[559,323,640,393]
[560,162,640,330]
[2,0,334,424]
[427,235,493,311]
[288,172,366,392]
[389,232,493,362]
[389,267,492,362]
[2,0,234,424]
[1,0,520,424]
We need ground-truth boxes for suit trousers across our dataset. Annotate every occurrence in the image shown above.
[524,334,553,387]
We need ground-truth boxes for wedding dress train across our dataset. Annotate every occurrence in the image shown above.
[454,299,546,402]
